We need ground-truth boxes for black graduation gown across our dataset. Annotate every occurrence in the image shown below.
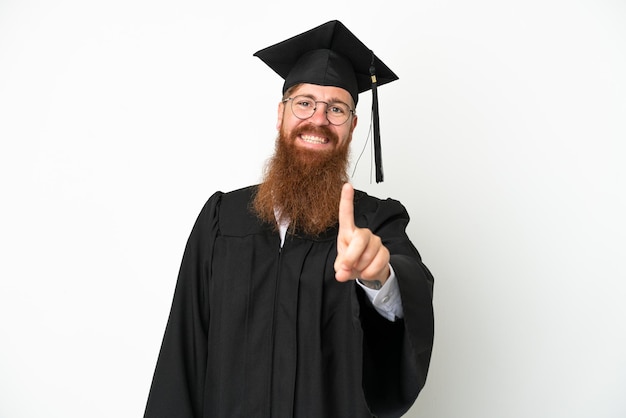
[144,186,434,418]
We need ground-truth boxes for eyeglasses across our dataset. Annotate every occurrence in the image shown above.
[283,95,355,126]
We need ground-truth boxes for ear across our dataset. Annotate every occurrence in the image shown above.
[350,113,358,132]
[276,101,285,131]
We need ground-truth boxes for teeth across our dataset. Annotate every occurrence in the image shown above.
[301,135,328,144]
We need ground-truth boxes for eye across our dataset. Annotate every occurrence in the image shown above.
[328,104,347,115]
[294,98,314,109]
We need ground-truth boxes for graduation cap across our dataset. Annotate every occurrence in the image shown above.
[254,20,398,183]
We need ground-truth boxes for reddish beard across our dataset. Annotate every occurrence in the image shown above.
[253,124,351,236]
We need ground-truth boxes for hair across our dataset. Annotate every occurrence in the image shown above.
[252,114,351,236]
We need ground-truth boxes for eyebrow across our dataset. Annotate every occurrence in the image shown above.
[298,93,353,108]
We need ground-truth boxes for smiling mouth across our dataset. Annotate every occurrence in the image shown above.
[300,134,329,144]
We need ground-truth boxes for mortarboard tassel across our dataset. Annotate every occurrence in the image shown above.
[370,55,383,183]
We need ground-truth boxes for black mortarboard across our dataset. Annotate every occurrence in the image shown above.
[254,20,399,183]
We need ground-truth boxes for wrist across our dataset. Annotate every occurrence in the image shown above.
[358,265,390,289]
[358,278,383,290]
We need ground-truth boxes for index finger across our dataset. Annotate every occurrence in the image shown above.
[338,183,355,233]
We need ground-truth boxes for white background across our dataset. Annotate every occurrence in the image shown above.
[1,1,625,417]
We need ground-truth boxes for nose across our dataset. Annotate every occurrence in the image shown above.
[309,102,330,125]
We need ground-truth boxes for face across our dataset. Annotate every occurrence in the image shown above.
[276,83,358,152]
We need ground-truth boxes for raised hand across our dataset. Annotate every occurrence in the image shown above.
[334,183,390,285]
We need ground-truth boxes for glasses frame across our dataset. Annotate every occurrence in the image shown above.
[282,95,356,126]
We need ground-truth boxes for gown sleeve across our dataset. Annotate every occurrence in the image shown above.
[355,195,435,418]
[143,193,222,418]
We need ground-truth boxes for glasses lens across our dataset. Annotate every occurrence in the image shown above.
[326,102,350,125]
[288,96,352,125]
[290,96,316,120]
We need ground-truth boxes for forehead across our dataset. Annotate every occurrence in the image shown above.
[290,83,354,106]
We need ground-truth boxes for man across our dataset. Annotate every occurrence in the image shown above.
[144,20,434,418]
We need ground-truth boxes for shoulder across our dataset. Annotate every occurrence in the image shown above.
[219,185,257,207]
[198,185,257,214]
[353,189,409,221]
[190,185,254,228]
[202,185,265,236]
